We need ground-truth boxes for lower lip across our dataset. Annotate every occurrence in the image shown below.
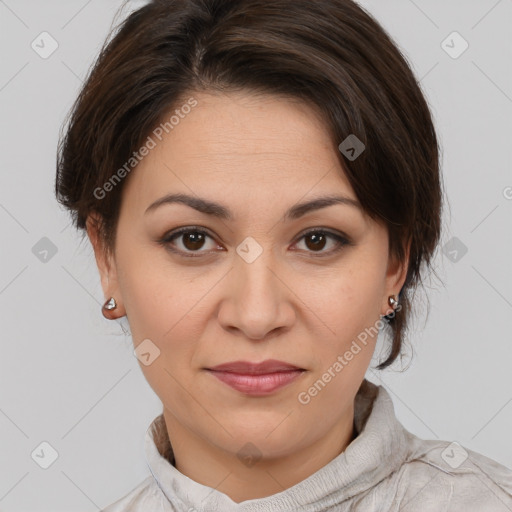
[206,370,305,395]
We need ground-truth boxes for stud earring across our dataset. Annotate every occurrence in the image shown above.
[103,297,117,311]
[388,294,399,310]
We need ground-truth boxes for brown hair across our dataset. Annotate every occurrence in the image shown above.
[56,0,443,409]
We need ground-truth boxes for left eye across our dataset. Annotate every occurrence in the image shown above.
[293,229,349,254]
[160,227,350,257]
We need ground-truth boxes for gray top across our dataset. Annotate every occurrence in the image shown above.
[101,379,512,511]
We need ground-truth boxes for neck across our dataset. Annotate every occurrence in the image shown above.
[162,405,356,503]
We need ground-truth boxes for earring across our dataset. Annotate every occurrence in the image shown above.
[103,297,117,311]
[388,294,399,310]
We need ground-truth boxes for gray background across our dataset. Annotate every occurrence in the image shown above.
[0,0,511,510]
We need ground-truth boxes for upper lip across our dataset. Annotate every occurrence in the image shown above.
[206,359,305,375]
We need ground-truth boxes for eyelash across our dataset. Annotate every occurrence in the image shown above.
[159,226,352,258]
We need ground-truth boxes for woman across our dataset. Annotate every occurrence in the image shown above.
[55,0,512,510]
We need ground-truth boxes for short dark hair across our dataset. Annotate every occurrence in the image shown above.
[55,0,444,372]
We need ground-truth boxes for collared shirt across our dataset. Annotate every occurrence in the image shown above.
[101,378,512,511]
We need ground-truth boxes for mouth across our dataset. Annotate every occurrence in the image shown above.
[204,359,306,395]
[206,359,306,375]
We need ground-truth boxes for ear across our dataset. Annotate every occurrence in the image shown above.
[383,239,411,316]
[86,213,125,318]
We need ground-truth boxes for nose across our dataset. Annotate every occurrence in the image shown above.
[216,241,295,341]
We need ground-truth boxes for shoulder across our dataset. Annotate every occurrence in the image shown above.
[392,433,512,511]
[100,476,168,512]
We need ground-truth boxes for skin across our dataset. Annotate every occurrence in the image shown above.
[87,90,410,503]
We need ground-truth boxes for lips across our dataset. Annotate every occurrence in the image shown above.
[205,359,306,395]
[206,359,305,375]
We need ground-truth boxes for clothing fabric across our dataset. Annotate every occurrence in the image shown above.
[101,378,512,511]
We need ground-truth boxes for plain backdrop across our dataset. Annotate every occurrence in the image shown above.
[0,0,511,510]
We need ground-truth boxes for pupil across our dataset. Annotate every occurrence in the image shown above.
[184,232,205,250]
[307,233,326,251]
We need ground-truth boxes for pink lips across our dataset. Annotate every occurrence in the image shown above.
[206,359,306,395]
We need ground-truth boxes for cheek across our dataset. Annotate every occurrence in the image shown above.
[305,263,383,338]
[115,247,205,367]
[118,273,168,341]
[115,239,183,336]
[121,271,200,408]
[298,274,381,409]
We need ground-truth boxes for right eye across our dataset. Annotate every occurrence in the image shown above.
[159,227,222,257]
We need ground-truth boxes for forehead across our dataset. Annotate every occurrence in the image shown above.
[122,90,356,211]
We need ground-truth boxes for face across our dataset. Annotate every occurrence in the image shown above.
[89,90,408,466]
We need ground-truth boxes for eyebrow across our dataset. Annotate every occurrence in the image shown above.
[144,193,362,221]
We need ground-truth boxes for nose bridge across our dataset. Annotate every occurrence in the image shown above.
[234,235,280,300]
